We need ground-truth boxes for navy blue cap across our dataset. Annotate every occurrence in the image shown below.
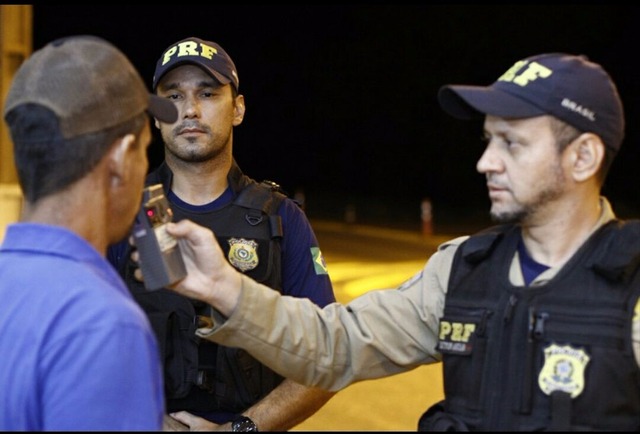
[438,53,625,151]
[153,37,239,93]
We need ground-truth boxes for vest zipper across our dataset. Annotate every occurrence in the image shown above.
[503,293,518,323]
[520,309,547,413]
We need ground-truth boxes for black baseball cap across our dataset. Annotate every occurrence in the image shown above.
[153,37,239,93]
[438,53,625,151]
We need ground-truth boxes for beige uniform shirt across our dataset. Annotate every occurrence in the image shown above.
[200,197,640,392]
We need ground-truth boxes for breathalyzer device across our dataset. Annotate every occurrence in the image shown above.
[133,183,187,291]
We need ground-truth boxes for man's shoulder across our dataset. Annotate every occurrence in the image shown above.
[235,178,290,213]
[437,235,469,252]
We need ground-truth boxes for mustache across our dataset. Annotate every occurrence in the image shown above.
[174,122,209,135]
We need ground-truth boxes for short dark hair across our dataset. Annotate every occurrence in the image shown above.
[6,103,146,203]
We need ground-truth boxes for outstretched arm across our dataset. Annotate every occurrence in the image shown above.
[164,219,446,392]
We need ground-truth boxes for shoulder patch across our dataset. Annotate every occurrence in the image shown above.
[311,247,328,275]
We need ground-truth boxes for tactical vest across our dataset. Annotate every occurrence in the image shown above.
[122,161,287,414]
[420,220,640,431]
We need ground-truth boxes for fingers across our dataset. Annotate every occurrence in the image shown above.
[166,220,215,246]
[168,411,191,425]
[162,413,189,431]
[133,268,144,282]
[169,411,219,431]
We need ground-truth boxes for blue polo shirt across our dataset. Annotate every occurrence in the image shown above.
[0,224,164,430]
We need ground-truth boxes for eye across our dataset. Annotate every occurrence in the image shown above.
[503,136,520,148]
[165,92,182,101]
[482,132,517,150]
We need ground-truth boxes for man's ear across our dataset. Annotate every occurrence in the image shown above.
[109,134,136,187]
[233,94,245,126]
[570,132,605,183]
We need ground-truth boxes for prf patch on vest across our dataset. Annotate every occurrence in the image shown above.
[228,238,259,272]
[311,247,328,275]
[538,343,590,398]
[437,320,476,355]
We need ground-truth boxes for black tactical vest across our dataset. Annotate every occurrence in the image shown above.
[122,160,287,414]
[420,220,640,431]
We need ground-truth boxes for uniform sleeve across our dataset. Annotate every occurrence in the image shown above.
[199,236,466,392]
[278,198,336,306]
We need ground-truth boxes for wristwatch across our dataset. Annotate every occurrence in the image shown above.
[231,416,259,432]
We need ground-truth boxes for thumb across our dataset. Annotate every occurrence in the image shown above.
[169,411,193,425]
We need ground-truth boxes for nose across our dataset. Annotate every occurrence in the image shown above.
[182,95,200,119]
[476,142,503,175]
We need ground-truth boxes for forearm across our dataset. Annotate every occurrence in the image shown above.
[201,274,439,391]
[199,275,339,388]
[243,379,336,431]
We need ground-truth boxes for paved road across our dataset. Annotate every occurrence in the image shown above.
[291,221,454,431]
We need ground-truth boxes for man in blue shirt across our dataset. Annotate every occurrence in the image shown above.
[108,37,336,431]
[0,35,177,430]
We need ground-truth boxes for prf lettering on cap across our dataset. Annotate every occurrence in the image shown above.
[497,60,553,87]
[437,320,476,355]
[162,41,218,66]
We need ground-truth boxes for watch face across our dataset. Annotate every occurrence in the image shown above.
[232,416,258,432]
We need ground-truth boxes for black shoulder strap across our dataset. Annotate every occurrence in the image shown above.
[459,224,513,264]
[448,224,513,290]
[587,219,640,283]
[233,179,287,239]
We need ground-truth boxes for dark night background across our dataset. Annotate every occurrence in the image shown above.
[33,5,640,233]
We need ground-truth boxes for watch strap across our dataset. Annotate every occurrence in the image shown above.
[231,415,258,432]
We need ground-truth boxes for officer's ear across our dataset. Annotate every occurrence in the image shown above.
[569,132,605,183]
[233,94,245,127]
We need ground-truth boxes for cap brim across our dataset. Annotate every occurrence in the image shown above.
[148,94,177,123]
[438,85,546,120]
[153,60,233,91]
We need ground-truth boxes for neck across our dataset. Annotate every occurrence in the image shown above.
[521,194,603,268]
[21,176,110,255]
[165,153,232,205]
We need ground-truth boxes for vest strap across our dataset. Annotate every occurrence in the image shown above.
[550,391,571,431]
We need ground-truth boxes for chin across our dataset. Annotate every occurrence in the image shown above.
[490,207,525,224]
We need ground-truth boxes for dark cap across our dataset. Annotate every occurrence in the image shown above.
[438,53,625,151]
[152,37,239,93]
[3,35,177,139]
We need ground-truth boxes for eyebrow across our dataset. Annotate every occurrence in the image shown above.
[159,79,221,91]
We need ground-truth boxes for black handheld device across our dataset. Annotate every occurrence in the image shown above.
[133,184,187,291]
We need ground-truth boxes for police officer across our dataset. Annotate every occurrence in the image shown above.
[108,37,336,431]
[163,52,640,431]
